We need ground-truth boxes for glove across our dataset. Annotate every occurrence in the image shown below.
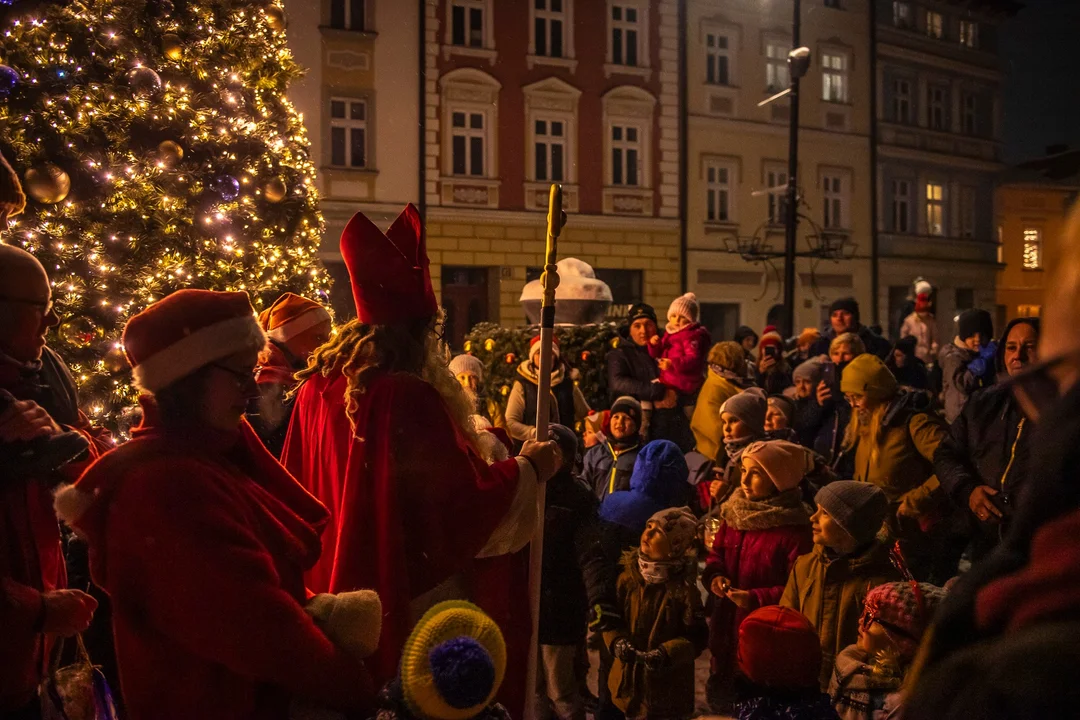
[966,341,997,379]
[640,648,668,670]
[588,602,622,632]
[611,637,637,664]
[305,590,382,659]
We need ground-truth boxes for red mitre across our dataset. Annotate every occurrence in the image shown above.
[339,203,438,324]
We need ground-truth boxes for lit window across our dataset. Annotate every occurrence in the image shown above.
[822,52,848,103]
[450,110,487,177]
[766,166,788,225]
[611,124,641,186]
[765,41,790,92]
[1017,304,1041,317]
[450,0,487,48]
[330,0,366,31]
[892,179,911,233]
[959,20,979,48]
[823,174,845,229]
[893,78,912,123]
[926,183,945,236]
[705,32,731,85]
[706,162,733,222]
[329,98,367,168]
[610,4,642,67]
[962,93,978,135]
[533,118,565,183]
[929,86,947,130]
[893,1,913,29]
[1023,228,1042,270]
[534,0,566,58]
[926,11,944,39]
[959,186,976,238]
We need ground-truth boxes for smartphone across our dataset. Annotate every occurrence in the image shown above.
[764,345,781,361]
[821,361,839,394]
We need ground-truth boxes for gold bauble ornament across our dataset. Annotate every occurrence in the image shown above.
[24,164,71,204]
[162,34,183,61]
[103,345,129,373]
[463,340,472,352]
[156,140,184,169]
[484,338,495,352]
[58,317,102,349]
[263,176,287,203]
[265,5,287,31]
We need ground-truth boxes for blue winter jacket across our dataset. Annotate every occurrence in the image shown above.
[582,440,641,502]
[598,440,690,537]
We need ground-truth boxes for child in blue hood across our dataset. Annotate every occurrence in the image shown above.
[599,440,691,538]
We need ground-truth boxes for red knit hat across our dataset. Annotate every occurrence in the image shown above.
[258,292,331,343]
[915,292,932,314]
[759,326,783,352]
[123,289,267,393]
[737,605,821,690]
[339,203,437,324]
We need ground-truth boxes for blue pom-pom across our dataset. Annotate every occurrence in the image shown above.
[428,636,495,710]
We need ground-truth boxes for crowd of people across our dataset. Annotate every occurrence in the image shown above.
[3,163,1080,720]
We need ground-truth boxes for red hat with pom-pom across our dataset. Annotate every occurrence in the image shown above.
[339,203,438,324]
[737,605,821,690]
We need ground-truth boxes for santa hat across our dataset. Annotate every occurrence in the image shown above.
[123,289,267,393]
[529,335,560,364]
[258,292,331,344]
[340,204,438,325]
[759,325,783,352]
[914,278,932,296]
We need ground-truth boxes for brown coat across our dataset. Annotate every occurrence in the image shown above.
[780,542,901,691]
[603,552,708,718]
[690,370,743,461]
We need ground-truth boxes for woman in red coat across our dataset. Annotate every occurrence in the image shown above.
[701,440,814,705]
[54,290,373,720]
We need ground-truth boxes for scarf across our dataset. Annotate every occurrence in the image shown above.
[725,434,758,462]
[719,488,813,531]
[517,359,566,387]
[637,555,684,585]
[710,363,750,387]
[830,645,904,720]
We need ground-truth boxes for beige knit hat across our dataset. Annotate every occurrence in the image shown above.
[666,292,700,324]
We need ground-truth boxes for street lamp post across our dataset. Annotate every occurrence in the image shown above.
[783,0,803,338]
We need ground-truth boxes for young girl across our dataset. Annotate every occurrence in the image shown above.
[604,507,707,720]
[703,388,768,508]
[649,293,711,417]
[702,440,815,706]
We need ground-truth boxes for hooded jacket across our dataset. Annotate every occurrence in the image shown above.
[598,440,690,536]
[582,439,642,502]
[691,367,747,461]
[938,341,985,423]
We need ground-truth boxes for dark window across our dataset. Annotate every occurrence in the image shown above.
[956,288,975,312]
[451,6,466,45]
[626,30,638,66]
[452,136,467,175]
[331,127,345,166]
[469,137,484,175]
[469,7,484,47]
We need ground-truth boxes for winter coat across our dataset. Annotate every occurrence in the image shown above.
[0,347,109,712]
[753,363,794,397]
[849,392,948,524]
[900,312,939,365]
[795,395,853,477]
[887,357,930,391]
[809,326,892,362]
[701,490,814,681]
[648,323,711,396]
[691,368,746,461]
[56,401,372,720]
[606,334,667,406]
[780,542,901,691]
[603,552,708,719]
[506,361,589,448]
[582,440,641,502]
[934,383,1032,562]
[598,441,690,537]
[938,341,985,423]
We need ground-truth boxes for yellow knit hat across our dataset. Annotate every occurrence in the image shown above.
[840,353,897,402]
[400,601,506,720]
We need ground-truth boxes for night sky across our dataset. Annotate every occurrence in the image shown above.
[1000,0,1080,163]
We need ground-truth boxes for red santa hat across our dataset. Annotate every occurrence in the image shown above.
[529,334,560,364]
[339,203,438,325]
[759,325,783,352]
[123,289,267,393]
[258,292,332,344]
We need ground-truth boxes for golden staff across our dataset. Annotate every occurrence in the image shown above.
[524,183,565,720]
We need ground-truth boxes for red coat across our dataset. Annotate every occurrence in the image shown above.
[648,324,711,396]
[701,520,813,679]
[281,370,528,686]
[56,403,371,720]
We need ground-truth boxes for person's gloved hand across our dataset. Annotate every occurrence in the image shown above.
[305,590,382,659]
[967,341,998,379]
[611,637,637,664]
[639,648,668,670]
[588,602,622,632]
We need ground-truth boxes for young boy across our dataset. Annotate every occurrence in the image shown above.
[604,507,707,720]
[582,396,644,501]
[781,482,900,691]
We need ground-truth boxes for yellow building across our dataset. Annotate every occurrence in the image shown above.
[995,149,1080,322]
[685,0,874,338]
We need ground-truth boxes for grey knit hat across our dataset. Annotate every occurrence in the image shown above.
[720,387,768,437]
[814,481,888,546]
[449,353,484,380]
[611,396,643,426]
[792,358,824,385]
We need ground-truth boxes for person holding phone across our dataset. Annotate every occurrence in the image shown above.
[797,333,865,478]
[753,327,793,396]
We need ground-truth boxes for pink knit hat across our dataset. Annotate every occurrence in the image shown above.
[666,292,699,324]
[740,440,813,492]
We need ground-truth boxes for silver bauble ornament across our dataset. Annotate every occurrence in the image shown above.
[156,140,184,169]
[263,176,287,202]
[58,317,102,348]
[127,67,162,95]
[265,5,287,31]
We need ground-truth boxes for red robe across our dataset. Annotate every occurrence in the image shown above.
[281,369,532,687]
[57,404,372,720]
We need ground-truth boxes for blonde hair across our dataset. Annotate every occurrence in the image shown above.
[842,401,887,454]
[830,332,866,357]
[294,311,480,450]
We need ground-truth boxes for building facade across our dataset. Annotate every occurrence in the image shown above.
[875,0,1014,338]
[995,149,1080,323]
[684,0,875,341]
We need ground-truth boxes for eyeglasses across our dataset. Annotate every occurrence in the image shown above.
[0,294,54,315]
[211,362,257,390]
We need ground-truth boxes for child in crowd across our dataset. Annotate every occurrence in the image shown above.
[754,326,793,396]
[781,482,900,691]
[372,601,510,720]
[900,291,939,365]
[583,396,644,501]
[604,507,708,720]
[505,336,591,452]
[703,388,768,509]
[765,395,798,441]
[599,440,693,539]
[649,292,711,418]
[732,606,840,720]
[703,440,815,706]
[830,581,947,720]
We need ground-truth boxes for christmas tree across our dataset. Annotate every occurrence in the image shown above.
[0,0,326,431]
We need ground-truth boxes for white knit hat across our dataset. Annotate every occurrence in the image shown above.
[449,353,484,380]
[667,292,700,324]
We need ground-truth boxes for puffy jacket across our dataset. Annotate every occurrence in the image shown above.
[598,441,690,536]
[690,369,745,461]
[606,334,667,406]
[900,312,940,364]
[648,324,711,396]
[809,325,892,361]
[581,440,641,502]
[938,341,985,423]
[780,542,901,690]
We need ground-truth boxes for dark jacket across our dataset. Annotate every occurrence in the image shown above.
[606,334,666,406]
[795,395,854,479]
[938,341,985,423]
[582,440,641,502]
[809,325,891,361]
[753,363,794,396]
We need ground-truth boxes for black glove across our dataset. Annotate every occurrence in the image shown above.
[588,602,622,632]
[640,648,668,670]
[611,637,637,664]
